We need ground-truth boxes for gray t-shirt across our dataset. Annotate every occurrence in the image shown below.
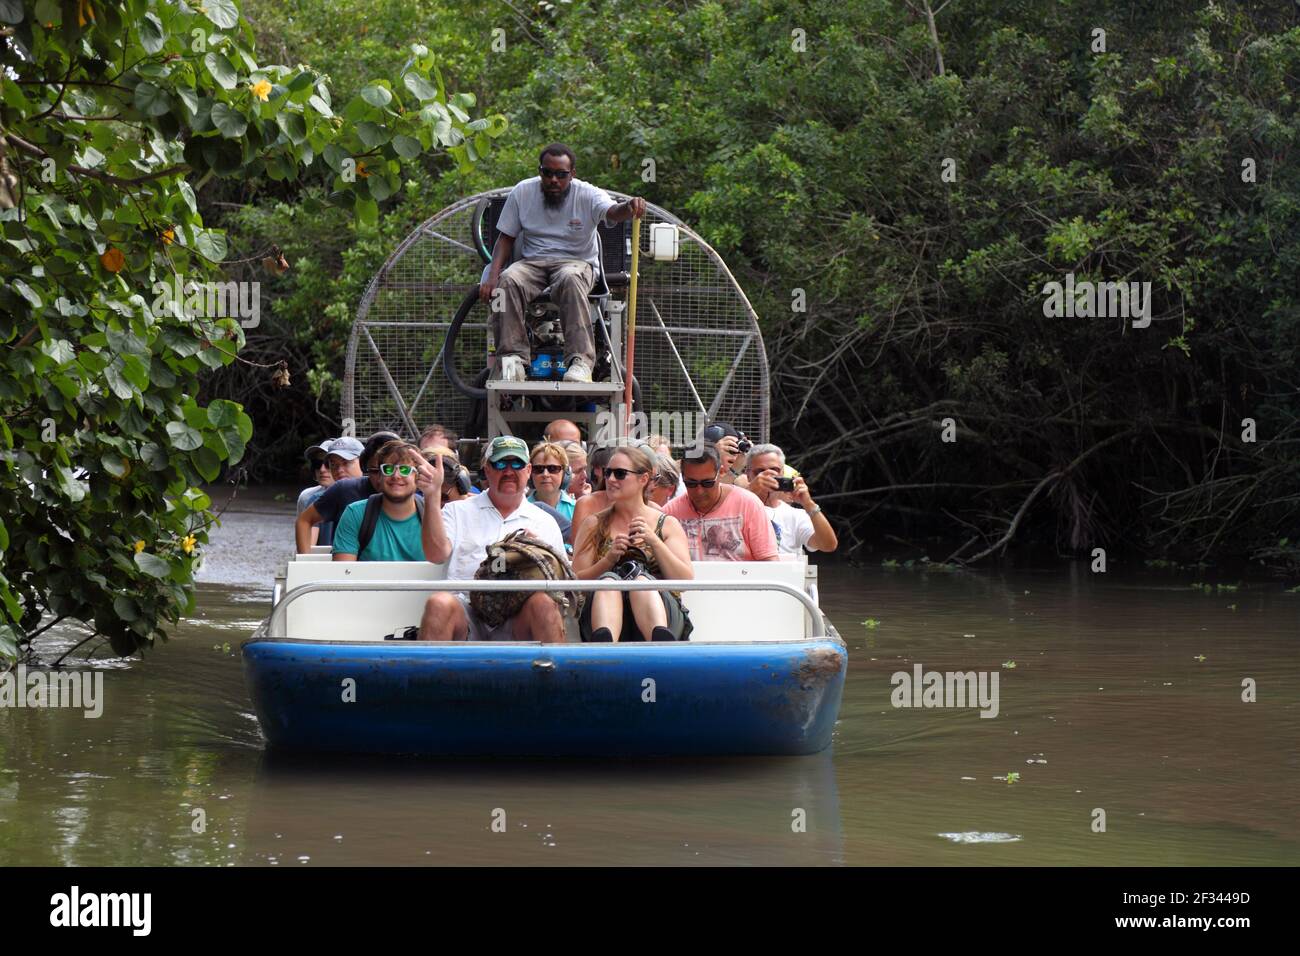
[496,176,617,271]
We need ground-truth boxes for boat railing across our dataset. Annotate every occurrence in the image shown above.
[266,578,826,640]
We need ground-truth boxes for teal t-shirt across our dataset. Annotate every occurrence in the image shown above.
[332,498,425,561]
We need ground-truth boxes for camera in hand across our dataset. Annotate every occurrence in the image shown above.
[775,476,795,492]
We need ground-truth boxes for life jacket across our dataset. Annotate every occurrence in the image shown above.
[470,530,580,628]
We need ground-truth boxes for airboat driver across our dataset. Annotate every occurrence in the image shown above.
[479,144,647,385]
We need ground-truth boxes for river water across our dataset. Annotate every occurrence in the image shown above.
[2,487,1297,865]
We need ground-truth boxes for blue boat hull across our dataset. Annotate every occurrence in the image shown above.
[242,639,847,756]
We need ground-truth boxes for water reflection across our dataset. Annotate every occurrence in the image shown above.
[244,750,843,866]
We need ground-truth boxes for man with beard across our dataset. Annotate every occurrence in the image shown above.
[415,436,568,642]
[479,144,647,384]
[331,441,427,561]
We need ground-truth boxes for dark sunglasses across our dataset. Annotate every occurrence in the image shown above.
[532,463,565,475]
[379,463,415,477]
[490,459,526,471]
[538,167,572,179]
[311,458,328,469]
[683,477,718,489]
[605,467,646,481]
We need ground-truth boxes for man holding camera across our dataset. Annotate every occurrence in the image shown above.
[745,444,838,556]
[701,422,751,486]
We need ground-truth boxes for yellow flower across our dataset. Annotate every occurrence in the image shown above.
[250,80,273,102]
[182,535,196,554]
[161,227,175,246]
[133,540,146,553]
[355,160,371,178]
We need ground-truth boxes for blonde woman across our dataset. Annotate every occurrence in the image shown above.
[649,452,680,507]
[573,445,693,642]
[528,441,576,522]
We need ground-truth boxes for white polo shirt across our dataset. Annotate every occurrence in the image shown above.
[442,491,568,583]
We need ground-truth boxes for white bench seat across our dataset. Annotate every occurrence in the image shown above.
[277,556,816,643]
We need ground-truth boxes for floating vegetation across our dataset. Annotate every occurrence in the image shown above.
[860,618,881,629]
[880,557,960,572]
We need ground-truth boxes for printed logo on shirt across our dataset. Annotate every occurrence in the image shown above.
[682,515,748,560]
[567,218,584,232]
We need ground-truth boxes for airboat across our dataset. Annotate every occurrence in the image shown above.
[243,188,846,756]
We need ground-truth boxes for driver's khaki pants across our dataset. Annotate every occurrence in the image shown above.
[494,258,596,366]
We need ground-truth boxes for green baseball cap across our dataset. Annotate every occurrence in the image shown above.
[486,435,530,465]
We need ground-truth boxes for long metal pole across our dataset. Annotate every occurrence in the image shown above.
[622,216,641,431]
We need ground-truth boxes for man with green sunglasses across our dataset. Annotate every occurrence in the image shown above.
[331,441,427,561]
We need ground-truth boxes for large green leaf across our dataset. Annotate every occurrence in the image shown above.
[204,0,240,30]
[165,422,203,452]
[133,82,172,118]
[360,84,393,109]
[204,52,239,90]
[139,13,166,54]
[402,73,438,102]
[134,553,171,579]
[211,101,249,139]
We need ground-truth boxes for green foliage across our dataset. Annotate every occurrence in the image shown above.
[0,0,499,660]
[168,0,1300,568]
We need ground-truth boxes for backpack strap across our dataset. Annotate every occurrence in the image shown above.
[356,494,384,558]
[357,493,425,558]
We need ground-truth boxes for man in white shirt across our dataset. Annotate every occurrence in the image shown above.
[744,444,839,557]
[416,436,569,642]
[478,143,646,384]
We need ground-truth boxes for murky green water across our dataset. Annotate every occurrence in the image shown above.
[2,488,1297,865]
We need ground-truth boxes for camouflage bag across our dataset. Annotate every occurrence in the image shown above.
[470,530,582,628]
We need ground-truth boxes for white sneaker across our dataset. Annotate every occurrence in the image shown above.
[563,357,593,383]
[496,355,527,382]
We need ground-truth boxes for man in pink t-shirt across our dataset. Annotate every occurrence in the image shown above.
[664,445,778,561]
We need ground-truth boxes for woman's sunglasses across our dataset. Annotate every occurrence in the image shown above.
[683,477,718,489]
[378,463,415,477]
[311,458,328,469]
[532,463,565,475]
[605,467,646,482]
[490,459,526,471]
